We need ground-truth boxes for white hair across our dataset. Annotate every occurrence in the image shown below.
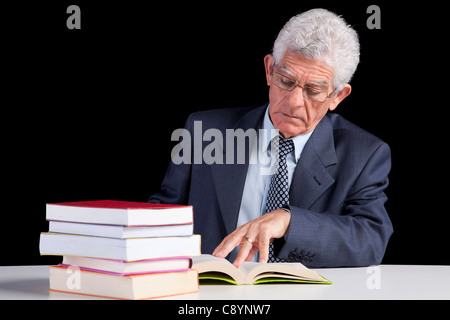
[272,8,360,92]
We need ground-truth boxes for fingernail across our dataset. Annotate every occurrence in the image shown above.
[233,259,242,268]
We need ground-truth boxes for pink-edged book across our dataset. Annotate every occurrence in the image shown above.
[59,256,193,276]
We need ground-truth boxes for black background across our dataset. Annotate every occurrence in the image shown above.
[3,1,448,266]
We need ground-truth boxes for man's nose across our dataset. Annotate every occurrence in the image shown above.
[288,86,306,108]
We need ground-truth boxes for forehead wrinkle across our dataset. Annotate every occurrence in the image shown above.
[278,64,330,87]
[307,81,329,87]
[278,52,334,84]
[278,65,296,78]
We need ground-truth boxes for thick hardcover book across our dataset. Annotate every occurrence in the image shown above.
[40,232,201,261]
[46,200,193,226]
[49,266,199,300]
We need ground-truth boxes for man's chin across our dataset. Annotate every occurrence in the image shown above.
[277,124,311,138]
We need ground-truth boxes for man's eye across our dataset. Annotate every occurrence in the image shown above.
[305,87,322,95]
[280,77,295,87]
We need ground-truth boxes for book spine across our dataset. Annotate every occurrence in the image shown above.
[58,264,191,276]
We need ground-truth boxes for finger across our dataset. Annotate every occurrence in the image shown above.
[258,235,271,264]
[232,226,259,268]
[212,238,233,258]
[245,245,260,262]
[212,240,225,257]
[213,227,248,259]
[232,236,255,268]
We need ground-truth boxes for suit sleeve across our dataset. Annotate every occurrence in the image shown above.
[148,114,194,205]
[276,142,393,267]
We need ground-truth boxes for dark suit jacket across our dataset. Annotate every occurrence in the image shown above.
[149,104,393,267]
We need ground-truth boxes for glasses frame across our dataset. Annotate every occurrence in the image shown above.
[271,70,336,103]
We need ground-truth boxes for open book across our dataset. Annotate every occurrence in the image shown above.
[192,254,331,285]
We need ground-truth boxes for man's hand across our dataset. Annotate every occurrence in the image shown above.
[212,209,291,268]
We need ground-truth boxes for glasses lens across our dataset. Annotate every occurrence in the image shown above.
[272,73,296,91]
[303,86,328,103]
[272,72,328,102]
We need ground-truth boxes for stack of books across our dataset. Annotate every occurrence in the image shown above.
[39,200,201,299]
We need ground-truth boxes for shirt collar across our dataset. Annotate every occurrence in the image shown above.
[262,105,314,163]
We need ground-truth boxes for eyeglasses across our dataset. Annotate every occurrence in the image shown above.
[271,70,336,103]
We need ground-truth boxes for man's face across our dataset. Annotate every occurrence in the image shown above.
[264,51,351,138]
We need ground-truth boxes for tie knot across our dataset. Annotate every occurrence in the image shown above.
[276,136,294,158]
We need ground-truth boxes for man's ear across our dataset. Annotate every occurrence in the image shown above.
[329,84,351,111]
[264,54,274,86]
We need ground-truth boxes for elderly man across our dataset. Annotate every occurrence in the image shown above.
[149,8,393,268]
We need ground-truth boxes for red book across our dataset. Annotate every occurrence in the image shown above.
[46,200,193,226]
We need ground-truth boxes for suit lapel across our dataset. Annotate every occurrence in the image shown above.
[289,115,337,209]
[211,105,267,235]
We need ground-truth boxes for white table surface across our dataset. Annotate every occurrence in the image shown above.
[0,265,449,300]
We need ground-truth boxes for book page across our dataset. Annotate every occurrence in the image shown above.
[237,262,260,280]
[192,254,226,265]
[236,261,326,284]
[191,255,330,285]
[192,255,245,284]
[247,263,325,283]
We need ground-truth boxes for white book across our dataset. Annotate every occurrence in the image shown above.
[40,232,201,261]
[46,200,193,226]
[49,221,193,239]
